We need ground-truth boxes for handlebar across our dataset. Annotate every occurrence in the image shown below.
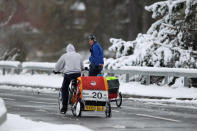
[53,70,61,74]
[53,69,89,76]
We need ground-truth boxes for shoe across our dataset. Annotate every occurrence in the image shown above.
[60,107,67,114]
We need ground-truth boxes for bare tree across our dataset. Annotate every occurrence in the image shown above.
[0,0,17,28]
[0,0,19,61]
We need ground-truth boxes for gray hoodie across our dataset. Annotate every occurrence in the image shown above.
[54,44,83,74]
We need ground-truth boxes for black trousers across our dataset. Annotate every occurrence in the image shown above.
[61,73,81,108]
[89,63,103,76]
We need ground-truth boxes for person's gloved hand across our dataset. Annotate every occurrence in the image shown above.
[99,64,104,68]
[53,70,58,74]
[84,67,89,71]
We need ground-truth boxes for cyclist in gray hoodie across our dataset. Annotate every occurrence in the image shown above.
[54,43,83,114]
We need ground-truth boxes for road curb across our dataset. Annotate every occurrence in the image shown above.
[123,94,171,99]
[122,94,195,101]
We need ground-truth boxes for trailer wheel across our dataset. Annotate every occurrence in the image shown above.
[116,92,122,107]
[105,102,111,118]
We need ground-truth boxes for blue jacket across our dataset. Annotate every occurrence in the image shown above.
[89,42,104,65]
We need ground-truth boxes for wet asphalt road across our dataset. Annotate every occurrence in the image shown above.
[0,87,197,131]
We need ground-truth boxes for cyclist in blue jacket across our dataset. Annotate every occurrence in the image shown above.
[88,35,104,76]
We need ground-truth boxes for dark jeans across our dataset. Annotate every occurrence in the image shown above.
[61,73,81,108]
[89,63,103,76]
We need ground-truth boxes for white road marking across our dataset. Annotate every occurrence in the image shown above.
[2,97,15,101]
[110,117,135,120]
[28,101,57,105]
[17,104,56,108]
[121,105,144,110]
[35,109,47,112]
[112,125,126,129]
[112,110,119,112]
[136,114,181,123]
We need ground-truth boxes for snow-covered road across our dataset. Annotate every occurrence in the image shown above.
[1,87,197,131]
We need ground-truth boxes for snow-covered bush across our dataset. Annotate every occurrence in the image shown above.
[105,0,197,70]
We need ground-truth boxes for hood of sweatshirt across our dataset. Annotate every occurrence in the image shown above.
[66,44,75,53]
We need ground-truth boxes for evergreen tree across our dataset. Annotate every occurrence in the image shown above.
[105,0,197,69]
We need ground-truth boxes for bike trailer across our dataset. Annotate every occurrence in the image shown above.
[77,76,110,112]
[106,76,120,99]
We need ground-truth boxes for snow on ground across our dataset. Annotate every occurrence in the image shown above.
[0,74,197,100]
[0,61,20,68]
[120,82,197,99]
[0,98,6,121]
[22,62,55,69]
[120,66,197,74]
[0,74,62,89]
[0,114,92,131]
[129,97,197,107]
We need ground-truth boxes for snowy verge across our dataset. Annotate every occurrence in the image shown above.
[0,98,7,126]
[0,114,92,131]
[120,82,197,100]
[0,74,62,89]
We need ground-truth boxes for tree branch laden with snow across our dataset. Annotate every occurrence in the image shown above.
[105,0,197,70]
